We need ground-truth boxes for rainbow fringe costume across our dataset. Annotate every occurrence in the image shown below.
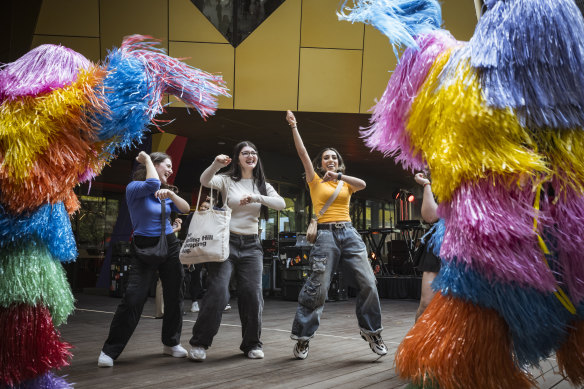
[340,0,584,387]
[0,35,229,388]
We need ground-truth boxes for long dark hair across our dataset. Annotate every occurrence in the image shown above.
[132,151,178,193]
[311,147,346,178]
[225,141,269,220]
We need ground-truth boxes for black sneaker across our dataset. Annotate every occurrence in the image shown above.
[360,331,388,356]
[293,340,309,360]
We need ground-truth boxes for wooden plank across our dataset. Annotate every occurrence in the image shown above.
[56,293,575,388]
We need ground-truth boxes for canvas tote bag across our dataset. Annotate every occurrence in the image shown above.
[306,181,344,244]
[180,184,231,264]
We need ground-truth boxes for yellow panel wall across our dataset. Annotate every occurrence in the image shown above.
[298,48,362,113]
[442,0,478,42]
[234,0,301,111]
[168,42,234,109]
[100,0,169,58]
[35,0,100,38]
[360,26,398,113]
[28,0,478,114]
[301,0,363,49]
[169,0,228,44]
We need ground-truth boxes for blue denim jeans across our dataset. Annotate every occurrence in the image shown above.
[190,233,264,353]
[291,223,382,340]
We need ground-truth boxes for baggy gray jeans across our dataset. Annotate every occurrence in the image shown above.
[291,223,383,340]
[190,232,264,353]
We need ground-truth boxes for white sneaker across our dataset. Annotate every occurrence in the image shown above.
[293,340,309,360]
[97,351,113,367]
[247,348,264,359]
[224,303,231,311]
[360,331,388,356]
[190,301,200,312]
[163,344,188,358]
[188,346,206,361]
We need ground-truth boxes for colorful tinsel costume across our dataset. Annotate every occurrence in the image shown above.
[339,0,584,387]
[0,35,229,387]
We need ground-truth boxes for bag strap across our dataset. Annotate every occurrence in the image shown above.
[196,178,231,213]
[159,199,166,238]
[316,180,344,221]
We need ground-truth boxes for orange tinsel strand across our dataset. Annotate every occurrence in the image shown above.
[0,132,107,215]
[396,293,534,389]
[556,320,584,386]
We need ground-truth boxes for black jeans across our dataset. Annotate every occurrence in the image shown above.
[190,233,264,353]
[102,233,184,359]
[187,264,204,301]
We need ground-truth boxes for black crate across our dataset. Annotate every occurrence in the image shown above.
[282,280,304,301]
[282,266,311,281]
[113,241,132,257]
[285,246,312,266]
[327,271,347,302]
[109,256,130,297]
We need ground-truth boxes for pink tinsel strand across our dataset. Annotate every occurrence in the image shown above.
[438,176,558,292]
[0,304,72,386]
[0,44,91,102]
[546,182,584,305]
[119,35,230,120]
[360,30,457,171]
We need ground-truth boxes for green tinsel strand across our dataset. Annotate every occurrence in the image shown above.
[0,241,74,326]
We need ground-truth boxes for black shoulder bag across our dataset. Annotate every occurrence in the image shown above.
[132,199,168,265]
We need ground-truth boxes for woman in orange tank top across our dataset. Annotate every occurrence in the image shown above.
[285,110,387,360]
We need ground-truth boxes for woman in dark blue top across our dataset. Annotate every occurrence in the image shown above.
[98,151,190,367]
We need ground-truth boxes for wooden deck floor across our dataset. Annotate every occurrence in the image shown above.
[58,293,575,388]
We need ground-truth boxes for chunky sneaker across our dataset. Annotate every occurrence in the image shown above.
[190,301,200,312]
[360,331,388,356]
[293,340,309,360]
[97,351,113,367]
[163,344,188,358]
[247,348,264,359]
[224,303,231,311]
[188,346,206,361]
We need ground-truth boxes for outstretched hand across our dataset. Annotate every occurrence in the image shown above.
[215,154,232,167]
[286,110,297,127]
[414,172,430,186]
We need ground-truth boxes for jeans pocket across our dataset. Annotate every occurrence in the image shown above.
[311,255,327,273]
[299,279,324,310]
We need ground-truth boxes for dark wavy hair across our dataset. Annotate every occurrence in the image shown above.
[132,151,178,193]
[225,141,269,220]
[311,147,346,178]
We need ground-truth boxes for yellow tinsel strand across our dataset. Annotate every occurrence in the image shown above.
[0,67,105,183]
[406,49,549,202]
[535,129,584,195]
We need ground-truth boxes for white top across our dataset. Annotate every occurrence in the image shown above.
[200,161,286,235]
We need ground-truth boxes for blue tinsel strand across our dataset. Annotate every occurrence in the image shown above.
[469,0,584,129]
[337,0,442,54]
[435,260,575,365]
[0,203,77,262]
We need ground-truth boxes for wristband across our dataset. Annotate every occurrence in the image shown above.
[337,172,342,180]
[424,182,431,187]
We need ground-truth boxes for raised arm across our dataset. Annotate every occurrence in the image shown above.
[136,151,157,179]
[415,172,438,223]
[286,110,315,183]
[200,154,231,189]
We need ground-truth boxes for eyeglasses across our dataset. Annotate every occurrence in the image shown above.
[240,151,257,157]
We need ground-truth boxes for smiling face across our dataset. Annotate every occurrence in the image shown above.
[321,149,339,172]
[155,158,173,184]
[238,145,258,172]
